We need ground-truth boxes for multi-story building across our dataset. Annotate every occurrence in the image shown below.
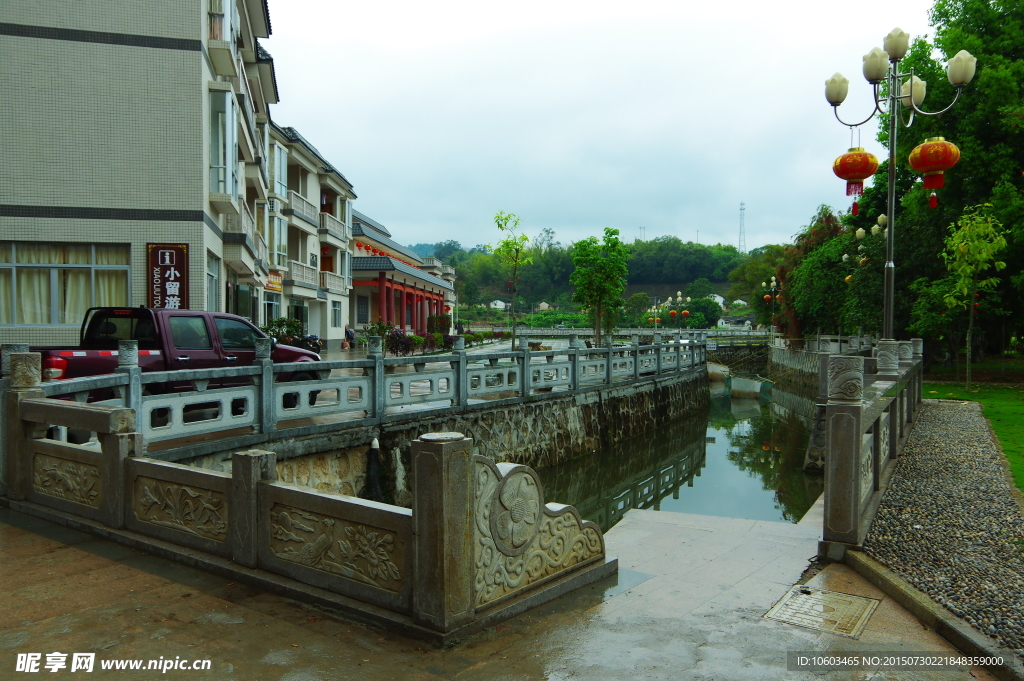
[1,0,452,349]
[350,212,454,334]
[264,124,355,349]
[1,0,277,344]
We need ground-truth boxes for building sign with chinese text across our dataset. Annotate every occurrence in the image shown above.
[266,271,283,292]
[147,243,189,309]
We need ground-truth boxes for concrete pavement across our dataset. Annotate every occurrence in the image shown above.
[0,494,996,681]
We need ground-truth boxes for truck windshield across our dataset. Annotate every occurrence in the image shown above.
[82,309,159,350]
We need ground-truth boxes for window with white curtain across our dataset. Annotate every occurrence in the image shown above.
[0,242,129,325]
[331,300,342,328]
[207,252,220,312]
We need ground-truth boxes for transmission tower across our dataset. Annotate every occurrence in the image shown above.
[738,202,746,254]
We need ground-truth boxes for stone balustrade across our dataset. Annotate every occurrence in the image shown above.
[2,350,615,644]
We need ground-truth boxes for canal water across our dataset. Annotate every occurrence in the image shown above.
[537,383,824,533]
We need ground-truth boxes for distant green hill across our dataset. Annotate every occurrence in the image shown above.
[407,243,435,258]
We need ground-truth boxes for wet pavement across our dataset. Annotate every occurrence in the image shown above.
[0,497,995,681]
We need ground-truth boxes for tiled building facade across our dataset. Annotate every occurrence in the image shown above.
[1,0,453,351]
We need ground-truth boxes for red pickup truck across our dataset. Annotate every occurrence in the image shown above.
[34,307,320,386]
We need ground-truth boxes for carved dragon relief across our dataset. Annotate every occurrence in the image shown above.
[33,454,101,508]
[135,477,227,541]
[267,504,403,592]
[473,456,604,609]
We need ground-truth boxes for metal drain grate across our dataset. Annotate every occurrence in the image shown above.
[764,586,880,638]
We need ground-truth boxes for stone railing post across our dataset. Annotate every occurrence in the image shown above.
[569,347,579,390]
[653,334,662,374]
[568,334,580,349]
[822,355,866,554]
[6,353,45,501]
[231,449,277,568]
[114,340,142,413]
[897,341,913,367]
[876,340,898,380]
[1,343,30,378]
[0,343,30,496]
[451,336,467,407]
[367,336,385,417]
[911,338,924,406]
[517,338,530,396]
[411,432,475,632]
[255,338,275,434]
[605,337,614,385]
[674,331,682,372]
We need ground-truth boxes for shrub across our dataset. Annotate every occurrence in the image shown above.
[410,334,425,353]
[388,329,414,356]
[423,333,438,353]
[260,317,303,343]
[442,334,456,350]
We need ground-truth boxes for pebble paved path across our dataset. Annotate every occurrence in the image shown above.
[864,399,1024,662]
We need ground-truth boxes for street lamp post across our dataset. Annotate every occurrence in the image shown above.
[826,28,975,341]
[762,276,780,343]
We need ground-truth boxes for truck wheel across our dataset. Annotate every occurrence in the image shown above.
[282,372,318,409]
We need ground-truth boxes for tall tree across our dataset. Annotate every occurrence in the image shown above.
[490,212,533,346]
[942,204,1007,387]
[570,228,629,345]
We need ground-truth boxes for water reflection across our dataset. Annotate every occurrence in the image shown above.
[536,388,822,533]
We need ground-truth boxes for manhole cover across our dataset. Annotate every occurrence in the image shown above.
[764,586,880,638]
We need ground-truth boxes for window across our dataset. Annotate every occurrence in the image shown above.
[331,300,342,328]
[207,253,220,312]
[271,143,288,197]
[0,242,129,325]
[269,217,288,267]
[264,291,281,321]
[215,316,259,348]
[357,295,369,325]
[208,0,237,45]
[169,316,213,349]
[210,91,238,196]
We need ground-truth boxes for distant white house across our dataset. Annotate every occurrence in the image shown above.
[732,299,748,307]
[489,299,509,310]
[537,301,550,311]
[707,293,726,306]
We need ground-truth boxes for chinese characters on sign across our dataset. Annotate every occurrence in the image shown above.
[266,271,283,292]
[147,244,190,309]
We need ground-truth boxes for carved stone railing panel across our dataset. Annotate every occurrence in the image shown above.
[33,452,101,508]
[827,356,863,402]
[472,456,604,609]
[125,458,232,558]
[258,481,413,613]
[267,503,404,592]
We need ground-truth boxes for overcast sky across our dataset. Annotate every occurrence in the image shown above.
[265,0,936,253]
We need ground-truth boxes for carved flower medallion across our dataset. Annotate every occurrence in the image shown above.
[490,469,541,556]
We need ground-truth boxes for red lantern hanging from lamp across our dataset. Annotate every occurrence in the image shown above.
[682,310,690,318]
[669,310,677,318]
[908,137,960,209]
[763,294,772,302]
[833,147,879,215]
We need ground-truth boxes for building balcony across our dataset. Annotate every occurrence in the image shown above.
[282,259,319,299]
[207,40,238,77]
[319,270,348,294]
[281,190,319,228]
[422,256,442,268]
[319,212,349,243]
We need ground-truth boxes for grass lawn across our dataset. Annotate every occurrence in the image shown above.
[923,382,1024,495]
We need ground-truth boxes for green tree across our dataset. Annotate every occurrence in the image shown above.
[941,205,1007,387]
[683,298,722,328]
[489,212,533,346]
[433,240,463,264]
[685,278,715,299]
[570,228,629,345]
[624,292,651,326]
